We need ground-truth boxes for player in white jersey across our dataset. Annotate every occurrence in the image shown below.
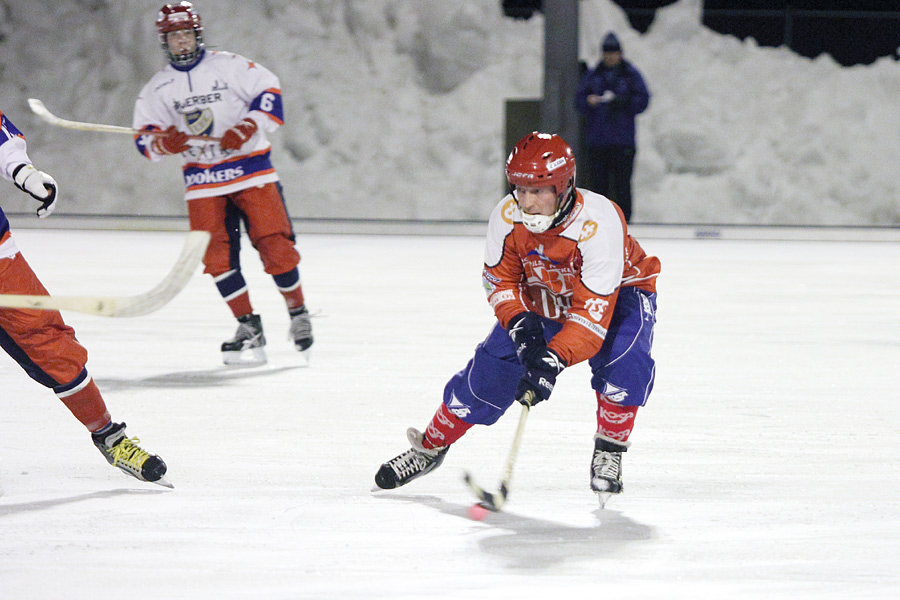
[133,2,312,365]
[1,110,169,487]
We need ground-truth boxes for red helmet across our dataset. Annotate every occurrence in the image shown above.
[505,132,576,197]
[156,2,204,67]
[505,132,577,232]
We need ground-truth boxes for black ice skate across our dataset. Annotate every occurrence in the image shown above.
[288,305,313,355]
[221,313,266,365]
[92,422,172,488]
[374,428,449,490]
[591,434,629,508]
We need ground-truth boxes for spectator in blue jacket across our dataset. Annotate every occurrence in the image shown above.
[575,32,650,222]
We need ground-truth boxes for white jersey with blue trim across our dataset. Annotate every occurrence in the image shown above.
[133,49,284,200]
[0,111,31,183]
[0,110,33,255]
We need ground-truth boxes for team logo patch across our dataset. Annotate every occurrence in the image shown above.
[526,244,559,264]
[601,382,628,403]
[447,393,471,418]
[501,198,517,225]
[641,293,654,321]
[579,220,598,242]
[585,297,609,321]
[185,108,213,136]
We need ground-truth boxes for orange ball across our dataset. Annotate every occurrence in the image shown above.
[468,503,490,521]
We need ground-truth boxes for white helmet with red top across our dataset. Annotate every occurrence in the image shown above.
[156,2,205,67]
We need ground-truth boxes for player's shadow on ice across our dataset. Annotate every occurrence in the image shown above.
[95,365,302,390]
[0,488,165,518]
[375,493,655,570]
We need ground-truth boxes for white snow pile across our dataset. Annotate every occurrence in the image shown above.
[1,0,898,226]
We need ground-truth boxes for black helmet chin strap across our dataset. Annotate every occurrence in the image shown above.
[550,180,576,229]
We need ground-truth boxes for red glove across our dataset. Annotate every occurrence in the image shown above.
[220,118,259,151]
[150,126,190,155]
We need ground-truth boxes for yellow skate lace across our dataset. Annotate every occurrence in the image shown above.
[110,437,150,469]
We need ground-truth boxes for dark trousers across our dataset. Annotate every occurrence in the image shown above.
[441,287,658,425]
[583,145,636,222]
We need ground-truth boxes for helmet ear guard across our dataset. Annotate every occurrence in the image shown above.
[505,132,577,233]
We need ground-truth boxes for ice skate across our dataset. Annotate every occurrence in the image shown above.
[374,428,449,490]
[288,305,313,359]
[591,434,628,508]
[91,422,172,488]
[221,313,266,365]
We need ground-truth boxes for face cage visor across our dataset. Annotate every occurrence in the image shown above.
[512,186,563,234]
[163,29,203,67]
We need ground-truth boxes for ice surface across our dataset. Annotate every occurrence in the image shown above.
[1,229,898,598]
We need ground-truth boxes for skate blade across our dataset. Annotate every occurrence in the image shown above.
[222,347,267,366]
[596,491,611,509]
[291,333,313,362]
[152,476,174,489]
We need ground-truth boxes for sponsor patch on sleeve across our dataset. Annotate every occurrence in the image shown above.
[489,289,516,308]
[569,313,607,339]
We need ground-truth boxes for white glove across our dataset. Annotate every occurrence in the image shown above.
[13,164,57,218]
[598,90,616,103]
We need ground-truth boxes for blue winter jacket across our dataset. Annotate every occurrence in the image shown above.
[575,60,650,148]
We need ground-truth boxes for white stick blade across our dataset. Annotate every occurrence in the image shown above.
[109,231,210,317]
[0,231,209,318]
[27,98,55,123]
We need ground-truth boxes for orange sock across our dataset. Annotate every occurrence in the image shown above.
[281,287,305,311]
[57,376,111,432]
[226,291,253,318]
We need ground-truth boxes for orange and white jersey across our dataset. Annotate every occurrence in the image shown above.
[482,188,660,366]
[133,50,283,200]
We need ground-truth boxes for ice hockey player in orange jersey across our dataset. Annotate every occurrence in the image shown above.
[1,110,170,488]
[375,132,660,504]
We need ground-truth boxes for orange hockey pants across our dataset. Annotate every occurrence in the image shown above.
[0,251,89,387]
[187,182,300,278]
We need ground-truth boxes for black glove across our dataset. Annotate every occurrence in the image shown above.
[508,312,545,366]
[515,348,566,407]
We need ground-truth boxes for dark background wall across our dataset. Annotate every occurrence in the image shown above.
[612,1,900,66]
